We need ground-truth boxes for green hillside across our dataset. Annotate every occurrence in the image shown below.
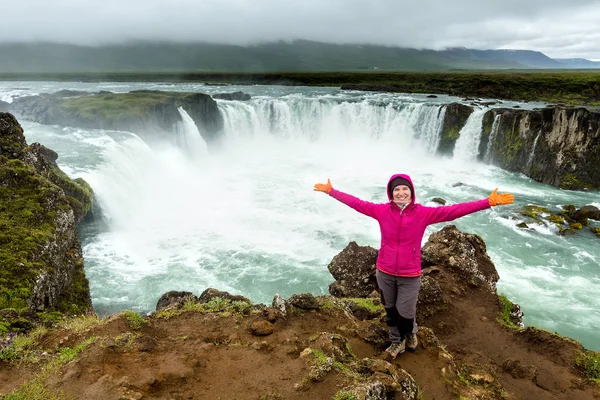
[0,40,534,73]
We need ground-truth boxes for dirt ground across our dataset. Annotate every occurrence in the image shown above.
[1,285,599,400]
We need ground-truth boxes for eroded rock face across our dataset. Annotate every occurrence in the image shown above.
[0,112,92,316]
[481,106,600,190]
[438,103,474,156]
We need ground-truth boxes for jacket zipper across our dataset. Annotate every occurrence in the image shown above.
[395,206,405,274]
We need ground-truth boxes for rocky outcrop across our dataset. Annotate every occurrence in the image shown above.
[479,106,600,190]
[327,225,505,325]
[438,103,473,155]
[0,113,92,326]
[8,90,224,145]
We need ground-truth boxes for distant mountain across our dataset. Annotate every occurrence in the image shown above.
[553,58,600,69]
[440,48,565,69]
[0,40,597,73]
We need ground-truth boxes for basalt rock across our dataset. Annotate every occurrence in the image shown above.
[479,106,600,190]
[437,103,474,156]
[0,112,92,318]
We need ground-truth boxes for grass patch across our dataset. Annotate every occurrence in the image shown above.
[60,313,105,333]
[121,310,146,331]
[0,327,48,364]
[344,298,383,314]
[332,391,359,400]
[576,351,600,382]
[4,336,95,400]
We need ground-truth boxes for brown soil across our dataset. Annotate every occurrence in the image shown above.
[1,289,599,400]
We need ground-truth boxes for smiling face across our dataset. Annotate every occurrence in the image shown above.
[392,185,412,205]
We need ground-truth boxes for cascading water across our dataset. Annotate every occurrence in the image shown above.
[484,114,502,162]
[175,107,209,158]
[3,81,599,351]
[453,108,487,161]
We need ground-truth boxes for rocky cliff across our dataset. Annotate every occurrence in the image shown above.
[8,90,224,144]
[480,106,600,190]
[0,112,93,332]
[439,103,600,190]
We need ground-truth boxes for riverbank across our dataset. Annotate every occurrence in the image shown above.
[2,70,600,106]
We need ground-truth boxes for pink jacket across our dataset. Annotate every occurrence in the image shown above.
[328,173,490,277]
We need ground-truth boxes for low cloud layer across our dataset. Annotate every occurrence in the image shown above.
[3,0,600,60]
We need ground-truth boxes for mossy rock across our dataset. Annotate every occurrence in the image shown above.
[1,114,92,318]
[570,223,583,230]
[547,215,565,225]
[560,173,595,190]
[591,227,600,237]
[518,205,551,220]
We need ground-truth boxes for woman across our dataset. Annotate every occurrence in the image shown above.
[314,174,514,358]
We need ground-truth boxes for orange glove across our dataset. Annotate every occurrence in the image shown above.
[314,179,332,194]
[488,188,514,206]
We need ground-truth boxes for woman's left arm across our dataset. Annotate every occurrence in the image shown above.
[424,188,514,225]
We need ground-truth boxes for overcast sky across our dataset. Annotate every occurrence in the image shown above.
[3,0,600,60]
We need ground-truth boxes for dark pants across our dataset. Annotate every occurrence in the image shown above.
[376,269,421,343]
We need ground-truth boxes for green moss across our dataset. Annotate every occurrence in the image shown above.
[0,158,66,311]
[497,294,520,330]
[570,223,583,230]
[591,227,600,237]
[345,298,384,314]
[560,173,594,190]
[548,215,565,225]
[518,205,551,220]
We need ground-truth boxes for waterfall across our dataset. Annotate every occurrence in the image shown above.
[175,107,209,157]
[484,114,502,162]
[526,131,541,173]
[453,108,487,161]
[217,97,446,154]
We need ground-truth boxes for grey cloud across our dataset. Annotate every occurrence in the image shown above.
[2,0,600,59]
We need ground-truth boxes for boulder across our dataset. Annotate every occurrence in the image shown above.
[328,241,378,298]
[198,288,251,304]
[156,291,198,311]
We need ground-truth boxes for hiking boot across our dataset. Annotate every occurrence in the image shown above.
[385,340,405,358]
[406,333,418,352]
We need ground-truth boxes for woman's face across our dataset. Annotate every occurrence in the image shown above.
[392,185,412,204]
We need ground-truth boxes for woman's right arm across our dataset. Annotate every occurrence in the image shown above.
[314,179,380,218]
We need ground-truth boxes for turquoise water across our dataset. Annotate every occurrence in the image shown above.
[2,81,598,351]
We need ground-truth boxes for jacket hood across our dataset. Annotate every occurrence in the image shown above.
[387,173,416,204]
